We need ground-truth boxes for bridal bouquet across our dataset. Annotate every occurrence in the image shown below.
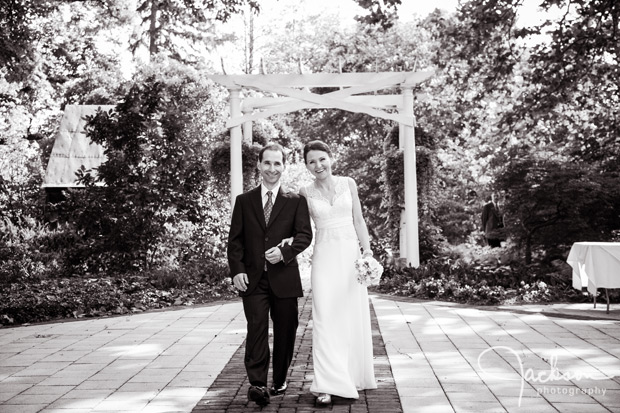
[354,256,384,286]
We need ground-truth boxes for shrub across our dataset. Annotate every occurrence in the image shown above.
[380,126,445,261]
[374,244,587,306]
[209,140,262,192]
[0,275,237,326]
[62,61,230,276]
[0,217,78,283]
[496,157,620,264]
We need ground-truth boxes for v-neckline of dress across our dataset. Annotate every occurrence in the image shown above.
[314,177,342,206]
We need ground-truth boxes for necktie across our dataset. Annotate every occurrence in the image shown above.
[264,191,273,223]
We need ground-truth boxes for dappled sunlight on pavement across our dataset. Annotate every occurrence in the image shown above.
[0,300,246,412]
[102,344,164,358]
[372,294,620,412]
[0,286,619,412]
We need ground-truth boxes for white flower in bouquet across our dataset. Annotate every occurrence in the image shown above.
[355,255,384,286]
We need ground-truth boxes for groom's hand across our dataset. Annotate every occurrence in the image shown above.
[265,247,283,264]
[278,237,294,247]
[233,273,249,292]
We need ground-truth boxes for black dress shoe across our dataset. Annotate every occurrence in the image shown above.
[248,385,270,406]
[270,381,287,395]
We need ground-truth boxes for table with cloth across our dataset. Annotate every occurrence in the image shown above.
[566,242,620,313]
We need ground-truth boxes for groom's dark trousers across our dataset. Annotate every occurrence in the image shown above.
[228,186,312,387]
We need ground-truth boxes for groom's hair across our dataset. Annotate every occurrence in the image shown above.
[303,140,332,163]
[259,142,287,164]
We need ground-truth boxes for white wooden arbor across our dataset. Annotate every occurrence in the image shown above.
[207,71,434,267]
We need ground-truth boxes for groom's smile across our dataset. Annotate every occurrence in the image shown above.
[257,149,285,188]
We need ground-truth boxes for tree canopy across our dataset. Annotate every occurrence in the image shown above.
[1,0,618,279]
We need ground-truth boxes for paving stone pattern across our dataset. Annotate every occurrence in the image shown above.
[2,277,620,413]
[193,293,401,412]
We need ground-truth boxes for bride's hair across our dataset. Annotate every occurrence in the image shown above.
[303,140,332,163]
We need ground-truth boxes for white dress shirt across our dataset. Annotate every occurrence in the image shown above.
[261,183,280,208]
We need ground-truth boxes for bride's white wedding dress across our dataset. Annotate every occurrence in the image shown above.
[304,176,376,399]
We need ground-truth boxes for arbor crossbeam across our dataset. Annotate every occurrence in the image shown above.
[208,70,434,267]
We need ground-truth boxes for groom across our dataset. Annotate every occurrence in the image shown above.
[227,142,312,407]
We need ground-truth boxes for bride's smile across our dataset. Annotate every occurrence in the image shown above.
[305,150,333,179]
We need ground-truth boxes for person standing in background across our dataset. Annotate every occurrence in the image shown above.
[481,192,504,248]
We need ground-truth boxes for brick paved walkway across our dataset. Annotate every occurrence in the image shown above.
[192,293,401,412]
[2,277,620,413]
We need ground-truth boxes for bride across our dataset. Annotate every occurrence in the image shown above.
[299,140,377,405]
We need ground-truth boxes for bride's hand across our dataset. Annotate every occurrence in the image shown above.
[278,237,294,248]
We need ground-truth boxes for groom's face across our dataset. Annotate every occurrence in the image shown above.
[258,149,285,188]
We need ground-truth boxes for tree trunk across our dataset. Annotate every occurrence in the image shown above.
[148,0,159,56]
[525,233,532,265]
[244,8,254,74]
[248,11,254,74]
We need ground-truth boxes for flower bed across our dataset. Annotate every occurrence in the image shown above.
[0,276,237,326]
[372,246,595,306]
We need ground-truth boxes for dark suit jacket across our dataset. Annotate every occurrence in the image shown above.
[227,185,312,298]
[481,202,503,238]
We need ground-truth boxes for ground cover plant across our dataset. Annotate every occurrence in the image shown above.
[0,275,237,326]
[372,240,619,307]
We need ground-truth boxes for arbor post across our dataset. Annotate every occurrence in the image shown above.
[242,107,253,144]
[402,86,420,268]
[229,88,243,208]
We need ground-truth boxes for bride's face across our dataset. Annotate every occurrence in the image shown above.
[305,150,332,179]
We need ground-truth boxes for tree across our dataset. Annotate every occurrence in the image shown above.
[0,0,56,82]
[435,0,620,170]
[68,60,229,274]
[510,0,620,172]
[1,2,124,225]
[420,0,620,260]
[354,0,402,30]
[129,0,260,60]
[496,156,618,263]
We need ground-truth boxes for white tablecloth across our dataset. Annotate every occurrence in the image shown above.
[567,242,620,294]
